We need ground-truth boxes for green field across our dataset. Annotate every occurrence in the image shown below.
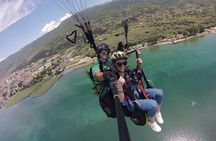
[4,75,61,108]
[31,75,61,97]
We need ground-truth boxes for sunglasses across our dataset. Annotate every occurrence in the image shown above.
[116,61,127,67]
[100,50,109,55]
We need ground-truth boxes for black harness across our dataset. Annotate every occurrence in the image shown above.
[98,65,147,126]
[96,60,117,118]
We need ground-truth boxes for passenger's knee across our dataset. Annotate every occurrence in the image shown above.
[155,89,164,104]
[156,89,164,97]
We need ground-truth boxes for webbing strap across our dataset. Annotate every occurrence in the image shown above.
[138,80,148,99]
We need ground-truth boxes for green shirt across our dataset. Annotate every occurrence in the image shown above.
[91,58,111,77]
[91,58,112,97]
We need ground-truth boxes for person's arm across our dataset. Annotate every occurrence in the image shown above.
[92,63,105,81]
[93,71,104,81]
[136,58,143,72]
[136,58,142,66]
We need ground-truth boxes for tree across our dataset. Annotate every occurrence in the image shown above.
[183,31,189,37]
[18,81,23,88]
[186,27,198,36]
[198,25,205,33]
[146,34,159,45]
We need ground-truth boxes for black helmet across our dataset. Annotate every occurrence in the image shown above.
[97,43,110,53]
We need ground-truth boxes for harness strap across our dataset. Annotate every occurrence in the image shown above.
[138,80,148,99]
[99,61,104,72]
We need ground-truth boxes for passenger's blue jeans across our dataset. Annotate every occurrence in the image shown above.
[122,88,164,117]
[145,88,164,105]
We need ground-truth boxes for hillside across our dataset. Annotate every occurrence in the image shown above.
[0,0,216,76]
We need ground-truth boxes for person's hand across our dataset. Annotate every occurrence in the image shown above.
[117,76,125,87]
[136,58,143,66]
[117,76,125,102]
[103,71,117,82]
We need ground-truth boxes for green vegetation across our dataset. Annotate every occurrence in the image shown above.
[29,57,62,86]
[4,75,61,107]
[31,75,61,97]
[71,0,216,53]
[4,82,43,108]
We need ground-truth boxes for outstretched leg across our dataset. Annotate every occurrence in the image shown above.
[146,88,164,124]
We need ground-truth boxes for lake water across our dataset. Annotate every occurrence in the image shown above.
[0,34,216,141]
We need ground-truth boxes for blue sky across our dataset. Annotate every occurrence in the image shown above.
[0,0,113,62]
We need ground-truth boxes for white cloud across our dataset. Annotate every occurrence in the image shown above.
[41,21,60,33]
[60,13,71,22]
[0,58,5,62]
[0,0,39,32]
[41,13,71,33]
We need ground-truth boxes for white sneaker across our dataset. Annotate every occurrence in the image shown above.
[155,112,164,124]
[148,121,161,132]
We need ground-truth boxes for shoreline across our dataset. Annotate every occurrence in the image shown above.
[63,27,216,74]
[3,75,62,108]
[63,58,97,74]
[138,30,211,50]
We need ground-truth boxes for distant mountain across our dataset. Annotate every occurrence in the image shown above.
[0,0,215,76]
